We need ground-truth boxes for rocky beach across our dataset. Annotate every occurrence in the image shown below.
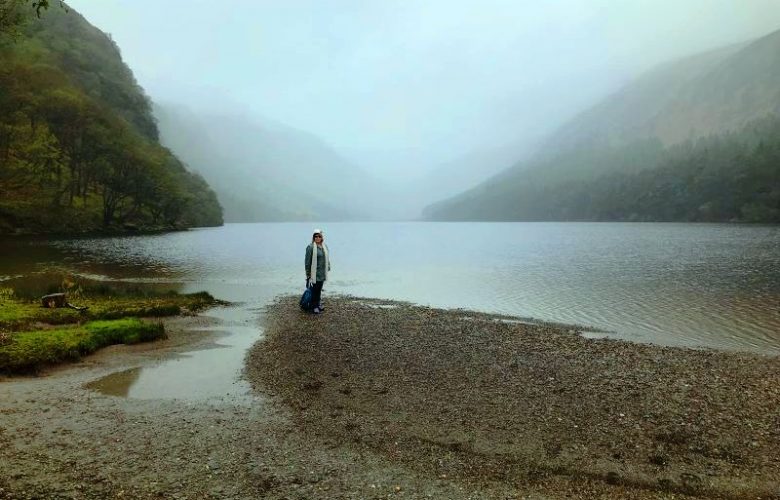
[248,296,780,499]
[1,296,778,499]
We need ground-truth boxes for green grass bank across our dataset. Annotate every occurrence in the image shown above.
[0,281,222,373]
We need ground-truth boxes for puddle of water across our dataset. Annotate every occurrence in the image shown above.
[580,331,612,340]
[355,301,399,309]
[85,367,142,397]
[86,305,262,404]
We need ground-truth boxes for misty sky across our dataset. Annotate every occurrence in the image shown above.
[68,0,780,177]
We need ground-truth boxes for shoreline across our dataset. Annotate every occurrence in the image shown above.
[1,295,778,498]
[247,295,780,498]
[0,225,214,239]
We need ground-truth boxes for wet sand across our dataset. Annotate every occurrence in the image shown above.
[1,297,779,499]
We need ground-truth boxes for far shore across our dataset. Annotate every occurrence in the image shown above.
[0,224,215,238]
[248,296,780,498]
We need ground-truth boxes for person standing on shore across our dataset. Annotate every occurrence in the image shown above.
[305,228,330,314]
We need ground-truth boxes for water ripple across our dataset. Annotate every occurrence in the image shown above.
[2,222,778,354]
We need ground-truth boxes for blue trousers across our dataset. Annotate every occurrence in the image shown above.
[311,281,324,308]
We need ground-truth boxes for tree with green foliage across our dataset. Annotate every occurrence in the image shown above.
[0,0,62,32]
[0,2,223,233]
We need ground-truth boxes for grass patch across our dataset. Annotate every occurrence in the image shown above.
[0,287,220,331]
[0,318,165,373]
[0,280,224,373]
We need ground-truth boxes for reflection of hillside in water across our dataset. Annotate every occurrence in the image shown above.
[0,237,73,278]
[85,367,142,398]
[1,273,186,300]
[0,235,190,284]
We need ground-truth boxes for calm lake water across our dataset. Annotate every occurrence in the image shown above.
[2,222,779,357]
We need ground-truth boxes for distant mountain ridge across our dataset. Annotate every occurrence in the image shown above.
[544,29,780,153]
[424,27,780,222]
[154,103,394,222]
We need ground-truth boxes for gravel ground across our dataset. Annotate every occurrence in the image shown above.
[247,296,780,499]
[1,297,778,499]
[0,305,598,499]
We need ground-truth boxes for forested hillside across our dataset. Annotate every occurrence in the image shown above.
[0,3,223,234]
[425,28,780,223]
[424,115,780,222]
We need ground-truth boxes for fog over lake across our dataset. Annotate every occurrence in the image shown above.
[66,0,780,221]
[4,223,778,355]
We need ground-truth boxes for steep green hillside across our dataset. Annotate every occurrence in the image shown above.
[0,4,223,234]
[425,28,780,222]
[424,115,780,222]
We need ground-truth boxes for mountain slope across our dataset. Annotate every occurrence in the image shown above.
[425,115,780,222]
[544,29,780,153]
[425,28,780,222]
[155,103,394,222]
[393,141,533,219]
[0,5,222,234]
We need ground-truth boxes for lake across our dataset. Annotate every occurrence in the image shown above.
[2,222,779,355]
